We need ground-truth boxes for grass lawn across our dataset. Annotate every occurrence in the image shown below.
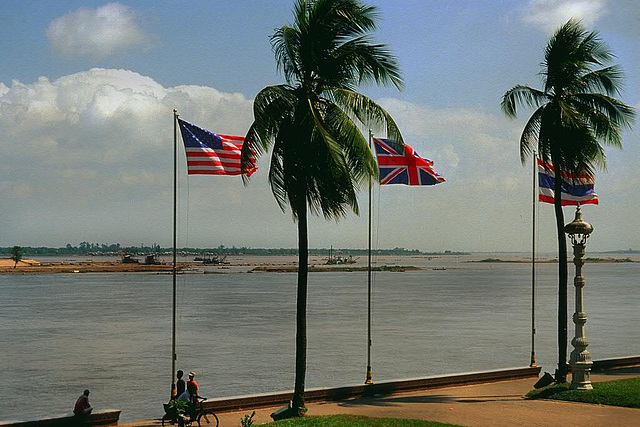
[526,377,640,408]
[261,414,462,427]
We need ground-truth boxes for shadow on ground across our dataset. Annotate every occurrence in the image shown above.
[337,393,523,408]
[599,367,640,375]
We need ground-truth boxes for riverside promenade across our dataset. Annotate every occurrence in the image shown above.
[122,366,639,427]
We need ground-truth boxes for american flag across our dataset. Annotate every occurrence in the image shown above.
[538,159,598,206]
[178,119,256,176]
[373,138,445,186]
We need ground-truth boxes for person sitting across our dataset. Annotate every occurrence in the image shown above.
[73,389,93,416]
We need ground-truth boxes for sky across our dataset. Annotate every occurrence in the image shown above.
[0,0,638,253]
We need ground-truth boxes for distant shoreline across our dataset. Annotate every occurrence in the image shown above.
[470,257,638,264]
[250,265,420,273]
[2,253,637,275]
[0,261,423,275]
[0,260,185,275]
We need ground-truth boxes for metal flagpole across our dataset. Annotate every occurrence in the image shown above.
[171,109,179,398]
[365,129,374,385]
[530,149,537,367]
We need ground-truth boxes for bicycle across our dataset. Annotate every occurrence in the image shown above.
[162,396,219,427]
[193,397,219,427]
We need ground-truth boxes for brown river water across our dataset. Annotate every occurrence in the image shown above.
[1,254,638,422]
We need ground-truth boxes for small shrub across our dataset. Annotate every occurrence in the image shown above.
[241,410,256,427]
[168,399,189,414]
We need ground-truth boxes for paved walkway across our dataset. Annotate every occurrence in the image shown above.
[122,367,639,427]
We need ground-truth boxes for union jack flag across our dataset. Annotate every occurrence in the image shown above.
[373,138,445,186]
[178,118,256,176]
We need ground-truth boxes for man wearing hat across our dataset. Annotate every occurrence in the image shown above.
[186,372,200,419]
[186,371,199,403]
[73,389,93,416]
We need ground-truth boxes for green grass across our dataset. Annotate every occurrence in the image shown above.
[261,414,462,427]
[526,377,640,408]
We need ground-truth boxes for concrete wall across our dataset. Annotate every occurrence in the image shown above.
[0,410,120,427]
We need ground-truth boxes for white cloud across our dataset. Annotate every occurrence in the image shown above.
[46,3,149,58]
[0,71,533,251]
[0,70,636,252]
[377,98,521,175]
[521,0,609,33]
[0,68,263,247]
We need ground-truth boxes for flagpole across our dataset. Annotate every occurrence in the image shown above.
[171,109,179,398]
[530,149,537,367]
[365,129,374,385]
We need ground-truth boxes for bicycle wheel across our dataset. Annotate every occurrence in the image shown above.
[197,410,219,427]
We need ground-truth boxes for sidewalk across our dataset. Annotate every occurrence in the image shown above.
[122,368,639,427]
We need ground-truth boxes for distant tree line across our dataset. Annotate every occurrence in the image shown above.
[0,242,161,256]
[0,243,467,257]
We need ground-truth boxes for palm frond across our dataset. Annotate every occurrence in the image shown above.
[569,98,622,148]
[328,36,403,89]
[501,85,550,118]
[268,134,289,212]
[271,26,303,85]
[576,28,614,65]
[557,99,584,128]
[310,0,378,37]
[271,115,312,217]
[242,85,297,182]
[297,125,360,220]
[241,123,262,183]
[323,101,378,184]
[329,87,404,147]
[573,65,625,96]
[306,97,347,169]
[252,85,298,142]
[559,126,606,178]
[543,19,597,92]
[572,92,635,133]
[519,105,544,163]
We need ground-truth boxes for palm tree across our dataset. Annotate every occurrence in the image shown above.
[10,246,23,268]
[502,19,634,382]
[241,0,404,414]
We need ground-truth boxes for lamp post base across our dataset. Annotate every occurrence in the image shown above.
[364,366,374,385]
[570,349,593,390]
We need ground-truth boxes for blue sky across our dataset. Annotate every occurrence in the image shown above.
[1,0,638,252]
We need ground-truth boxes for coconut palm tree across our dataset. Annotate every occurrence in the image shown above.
[241,0,404,414]
[502,19,634,382]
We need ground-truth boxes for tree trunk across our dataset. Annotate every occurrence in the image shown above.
[292,197,308,414]
[553,172,568,382]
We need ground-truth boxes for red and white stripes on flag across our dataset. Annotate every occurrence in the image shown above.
[538,159,598,206]
[178,118,256,176]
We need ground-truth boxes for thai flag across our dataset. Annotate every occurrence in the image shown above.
[178,119,256,176]
[373,138,445,186]
[538,159,598,206]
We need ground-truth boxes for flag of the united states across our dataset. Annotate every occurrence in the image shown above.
[178,118,256,176]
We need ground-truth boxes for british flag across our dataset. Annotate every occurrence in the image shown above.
[373,138,445,186]
[178,118,256,176]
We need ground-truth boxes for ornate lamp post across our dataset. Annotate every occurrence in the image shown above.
[564,206,594,390]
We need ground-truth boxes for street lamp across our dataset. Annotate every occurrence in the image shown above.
[564,206,594,390]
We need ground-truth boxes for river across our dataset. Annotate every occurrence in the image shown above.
[0,254,638,422]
